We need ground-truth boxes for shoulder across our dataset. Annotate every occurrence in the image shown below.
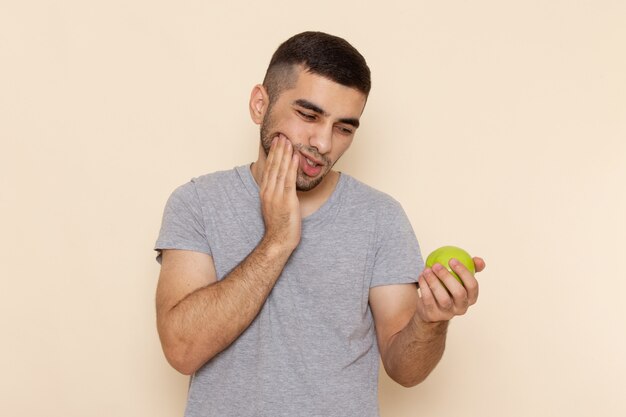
[339,174,415,241]
[170,166,243,202]
[340,173,405,214]
[190,166,242,190]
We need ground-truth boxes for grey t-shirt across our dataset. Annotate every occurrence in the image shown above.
[155,165,424,417]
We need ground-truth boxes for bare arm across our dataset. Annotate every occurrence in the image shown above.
[370,257,485,387]
[369,284,448,387]
[156,136,300,375]
[156,242,291,375]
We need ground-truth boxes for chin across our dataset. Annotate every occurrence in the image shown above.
[296,170,326,192]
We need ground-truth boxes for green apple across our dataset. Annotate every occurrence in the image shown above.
[425,246,475,284]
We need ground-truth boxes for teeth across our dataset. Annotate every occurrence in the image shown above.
[305,158,317,167]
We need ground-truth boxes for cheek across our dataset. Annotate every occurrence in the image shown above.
[276,118,313,142]
[332,137,353,158]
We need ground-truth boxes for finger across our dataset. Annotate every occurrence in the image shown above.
[473,256,486,273]
[449,258,479,305]
[265,136,286,193]
[432,262,469,312]
[416,273,438,320]
[284,150,299,194]
[275,138,293,194]
[423,266,454,311]
[261,136,279,187]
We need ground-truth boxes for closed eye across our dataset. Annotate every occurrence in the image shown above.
[336,126,354,135]
[296,110,316,121]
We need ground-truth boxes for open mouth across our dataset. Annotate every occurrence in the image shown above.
[304,157,319,167]
[299,152,323,177]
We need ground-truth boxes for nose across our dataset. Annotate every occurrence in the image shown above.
[309,125,332,155]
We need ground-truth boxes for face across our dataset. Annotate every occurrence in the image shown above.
[258,69,367,191]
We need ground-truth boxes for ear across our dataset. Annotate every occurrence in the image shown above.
[249,84,269,125]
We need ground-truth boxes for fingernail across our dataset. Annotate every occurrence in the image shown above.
[433,263,443,272]
[449,258,459,267]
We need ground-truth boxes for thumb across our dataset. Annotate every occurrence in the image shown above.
[473,257,486,273]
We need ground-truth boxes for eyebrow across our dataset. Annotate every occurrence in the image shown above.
[292,99,360,129]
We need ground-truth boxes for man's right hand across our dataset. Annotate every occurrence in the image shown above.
[259,134,301,253]
[157,134,302,375]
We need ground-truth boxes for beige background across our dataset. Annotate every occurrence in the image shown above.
[1,1,625,416]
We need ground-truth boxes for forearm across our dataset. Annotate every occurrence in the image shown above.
[158,238,291,374]
[382,316,449,387]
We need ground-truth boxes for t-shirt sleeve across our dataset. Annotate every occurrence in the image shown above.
[154,180,212,264]
[370,199,424,288]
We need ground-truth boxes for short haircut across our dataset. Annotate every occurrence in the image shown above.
[263,31,371,106]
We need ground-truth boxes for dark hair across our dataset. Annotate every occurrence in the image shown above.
[263,31,371,105]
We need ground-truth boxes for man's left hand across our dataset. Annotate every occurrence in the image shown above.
[416,257,486,323]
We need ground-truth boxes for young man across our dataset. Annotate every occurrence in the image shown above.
[154,31,484,417]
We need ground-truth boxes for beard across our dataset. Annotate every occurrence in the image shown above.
[260,110,333,192]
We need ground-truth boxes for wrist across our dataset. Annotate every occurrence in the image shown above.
[411,314,449,337]
[258,235,296,261]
